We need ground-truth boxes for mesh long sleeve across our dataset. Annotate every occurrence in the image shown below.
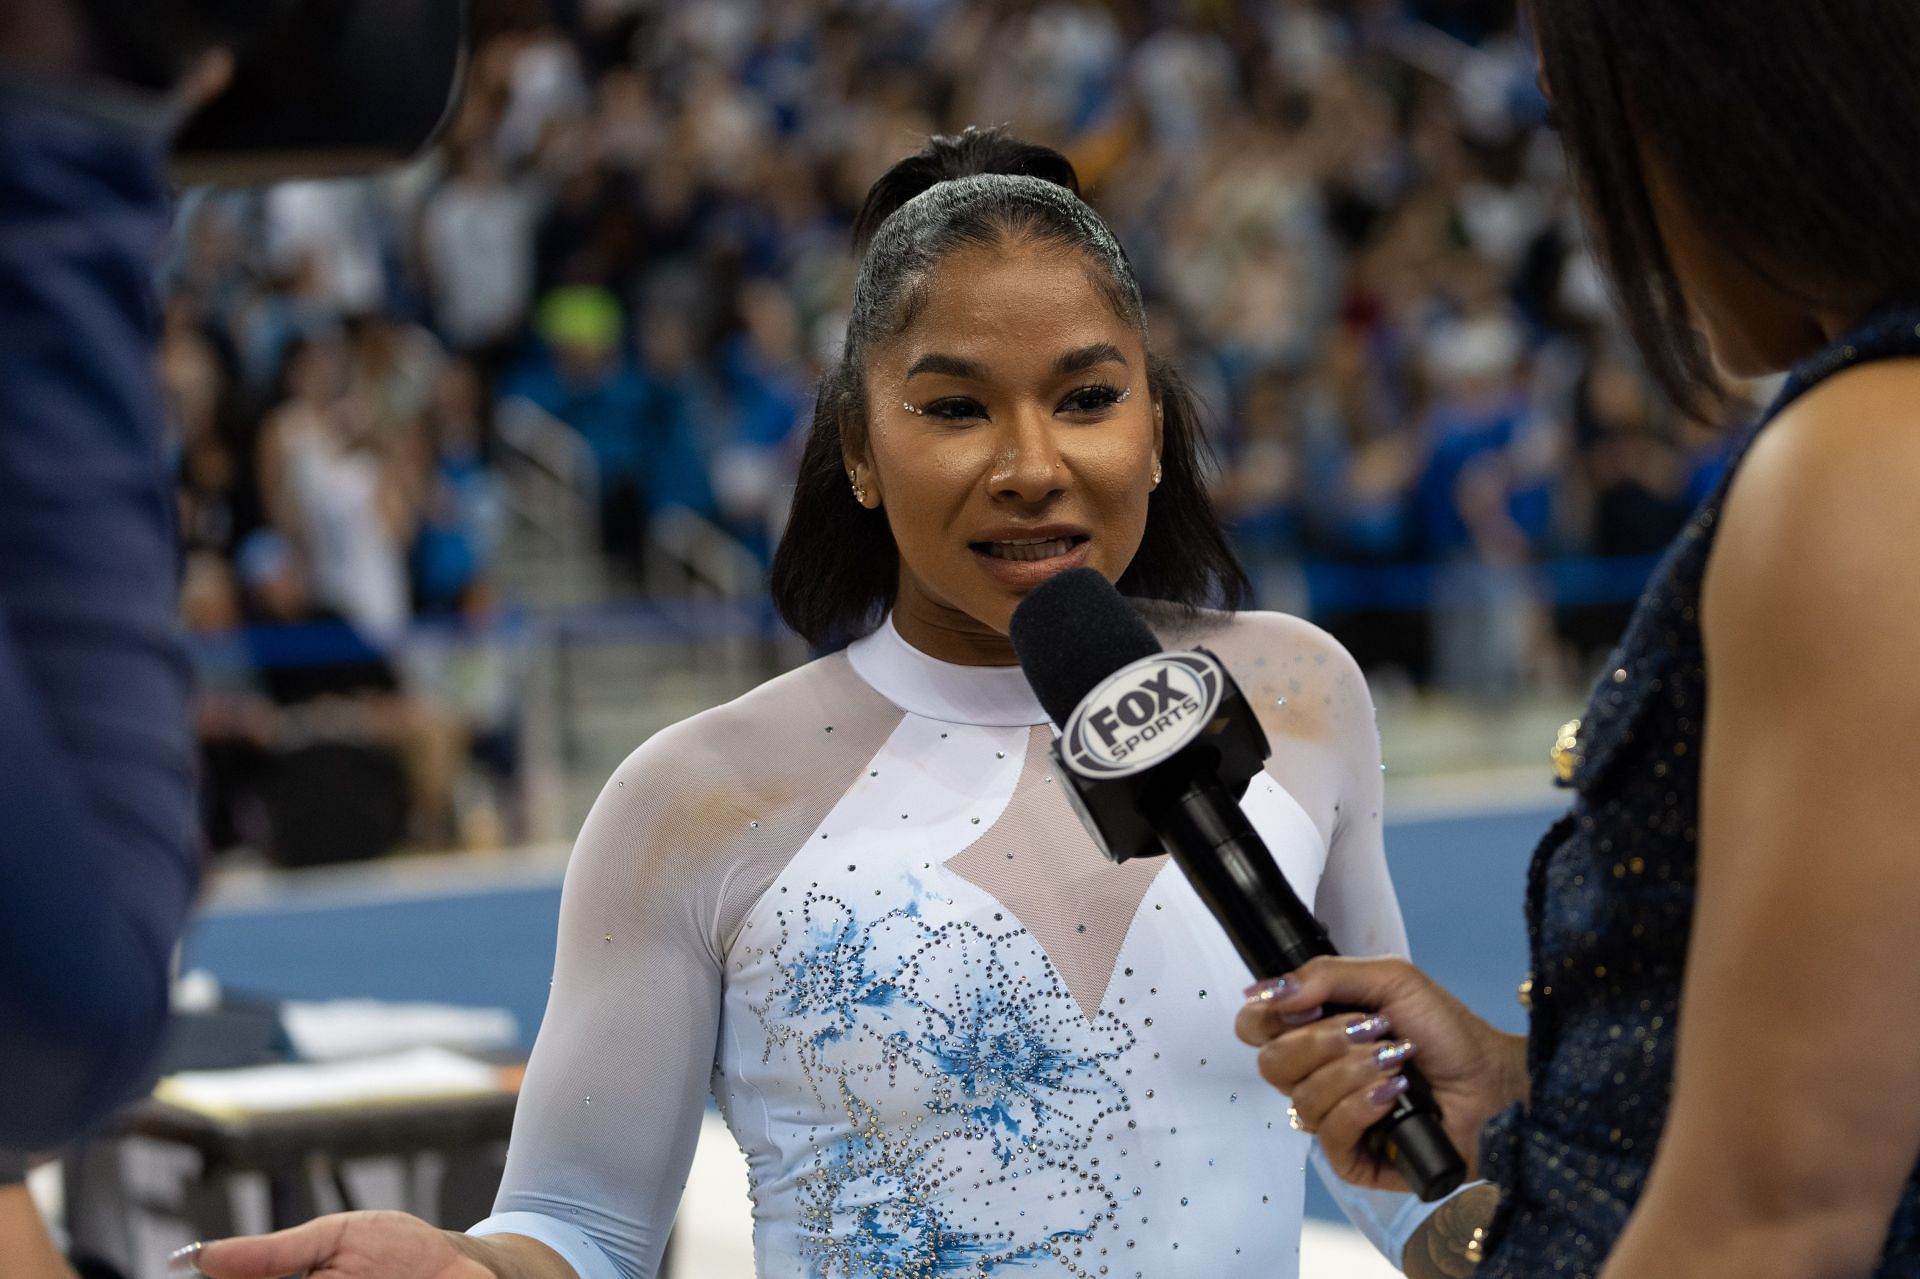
[1304,648,1448,1265]
[1313,636,1406,963]
[471,656,902,1278]
[1194,611,1440,1264]
[469,727,730,1278]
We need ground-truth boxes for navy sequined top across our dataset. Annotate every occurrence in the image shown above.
[1477,307,1920,1277]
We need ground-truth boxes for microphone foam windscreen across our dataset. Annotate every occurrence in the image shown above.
[1009,569,1164,726]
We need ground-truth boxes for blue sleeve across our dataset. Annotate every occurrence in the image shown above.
[1312,1141,1476,1267]
[0,81,199,1150]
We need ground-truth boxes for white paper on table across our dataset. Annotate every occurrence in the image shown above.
[154,1047,503,1119]
[278,998,519,1062]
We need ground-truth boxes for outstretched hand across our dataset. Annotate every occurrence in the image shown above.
[177,1211,494,1279]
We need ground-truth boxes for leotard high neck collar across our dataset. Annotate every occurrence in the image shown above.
[845,614,1049,728]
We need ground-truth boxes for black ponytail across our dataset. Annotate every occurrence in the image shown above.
[849,129,1084,252]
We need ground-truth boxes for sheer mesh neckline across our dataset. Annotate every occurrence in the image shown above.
[846,615,1049,727]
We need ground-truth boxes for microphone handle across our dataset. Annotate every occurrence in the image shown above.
[1151,772,1467,1203]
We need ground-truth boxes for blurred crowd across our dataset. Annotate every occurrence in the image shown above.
[157,0,1741,861]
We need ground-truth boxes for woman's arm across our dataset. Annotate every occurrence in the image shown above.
[1223,616,1523,1268]
[1228,619,1503,1269]
[1307,638,1506,1273]
[199,721,736,1279]
[464,724,733,1277]
[1599,366,1920,1279]
[0,1184,75,1279]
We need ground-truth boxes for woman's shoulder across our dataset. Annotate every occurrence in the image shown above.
[1137,601,1363,679]
[601,647,904,822]
[1769,353,1920,449]
[1135,601,1375,746]
[1773,355,1920,439]
[569,651,908,960]
[1712,356,1920,660]
[1724,359,1920,561]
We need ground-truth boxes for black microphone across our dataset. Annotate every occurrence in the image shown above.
[1009,569,1466,1202]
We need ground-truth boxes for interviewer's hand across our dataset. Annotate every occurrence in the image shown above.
[1235,956,1528,1193]
[178,1211,495,1279]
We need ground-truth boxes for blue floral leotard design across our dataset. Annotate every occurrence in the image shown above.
[471,610,1450,1278]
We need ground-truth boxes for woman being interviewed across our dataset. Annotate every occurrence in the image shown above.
[1236,4,1920,1278]
[183,129,1476,1279]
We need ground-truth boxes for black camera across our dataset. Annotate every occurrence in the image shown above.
[83,0,469,183]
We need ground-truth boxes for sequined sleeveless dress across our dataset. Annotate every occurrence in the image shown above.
[1476,307,1920,1276]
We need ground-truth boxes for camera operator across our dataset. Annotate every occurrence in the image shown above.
[0,0,461,1168]
[0,0,233,1158]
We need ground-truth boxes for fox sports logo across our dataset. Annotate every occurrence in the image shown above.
[1062,652,1222,779]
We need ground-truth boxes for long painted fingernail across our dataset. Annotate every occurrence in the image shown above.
[1369,1074,1411,1106]
[1279,1005,1324,1027]
[1243,975,1296,1001]
[1344,1014,1392,1043]
[1374,1039,1418,1069]
[167,1243,209,1279]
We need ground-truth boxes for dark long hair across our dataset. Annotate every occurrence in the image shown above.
[771,128,1249,647]
[1528,0,1920,411]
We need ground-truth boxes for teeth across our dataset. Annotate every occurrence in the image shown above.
[984,538,1076,562]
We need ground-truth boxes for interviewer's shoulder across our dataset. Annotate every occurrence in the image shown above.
[1720,359,1920,563]
[1751,357,1920,480]
[1711,358,1920,659]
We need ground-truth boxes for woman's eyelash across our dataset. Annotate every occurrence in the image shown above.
[903,385,1133,420]
[915,397,985,420]
[1062,384,1132,412]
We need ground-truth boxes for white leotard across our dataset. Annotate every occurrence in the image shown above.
[470,607,1440,1278]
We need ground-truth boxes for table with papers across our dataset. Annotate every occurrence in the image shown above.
[63,1011,527,1278]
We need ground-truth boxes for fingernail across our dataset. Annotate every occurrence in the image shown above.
[167,1243,209,1279]
[1374,1039,1418,1069]
[1369,1074,1411,1106]
[1243,975,1296,1001]
[1279,1005,1324,1027]
[1344,1014,1392,1043]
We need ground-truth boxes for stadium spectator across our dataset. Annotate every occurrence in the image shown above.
[164,0,1753,862]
